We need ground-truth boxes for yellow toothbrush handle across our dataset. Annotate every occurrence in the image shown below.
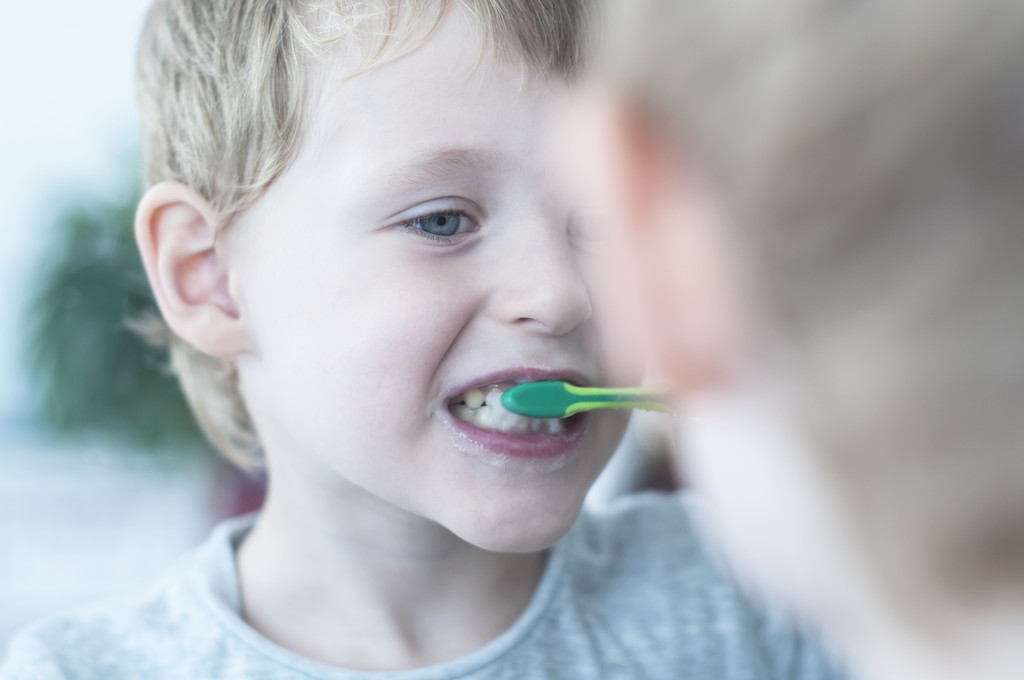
[564,399,673,417]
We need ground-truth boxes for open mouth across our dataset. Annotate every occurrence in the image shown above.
[448,382,570,435]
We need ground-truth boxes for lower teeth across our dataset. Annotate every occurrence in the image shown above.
[451,400,566,435]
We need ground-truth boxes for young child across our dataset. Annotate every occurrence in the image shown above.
[575,1,1024,679]
[1,1,843,678]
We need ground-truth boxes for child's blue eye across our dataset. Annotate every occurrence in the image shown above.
[411,211,463,236]
[401,210,476,242]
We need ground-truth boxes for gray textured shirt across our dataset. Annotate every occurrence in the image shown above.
[0,492,845,679]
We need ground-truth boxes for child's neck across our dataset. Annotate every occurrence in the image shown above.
[235,479,547,671]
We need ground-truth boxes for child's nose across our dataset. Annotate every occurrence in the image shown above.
[488,235,593,337]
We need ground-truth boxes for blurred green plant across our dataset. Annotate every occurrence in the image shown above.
[23,158,207,455]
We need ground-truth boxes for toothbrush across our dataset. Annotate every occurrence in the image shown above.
[501,381,673,418]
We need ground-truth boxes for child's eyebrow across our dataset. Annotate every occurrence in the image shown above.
[380,147,503,195]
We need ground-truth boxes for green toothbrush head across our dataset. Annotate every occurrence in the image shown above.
[501,381,577,418]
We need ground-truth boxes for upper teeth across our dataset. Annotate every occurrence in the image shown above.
[451,385,566,435]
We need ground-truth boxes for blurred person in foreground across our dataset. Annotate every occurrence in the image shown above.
[568,1,1024,679]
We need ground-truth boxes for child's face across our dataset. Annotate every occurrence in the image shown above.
[227,8,635,551]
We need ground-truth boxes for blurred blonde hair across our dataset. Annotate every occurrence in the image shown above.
[135,0,586,468]
[600,0,1024,635]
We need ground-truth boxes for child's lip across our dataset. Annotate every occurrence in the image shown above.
[443,367,592,404]
[444,407,588,460]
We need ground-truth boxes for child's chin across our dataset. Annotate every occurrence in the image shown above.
[454,513,578,554]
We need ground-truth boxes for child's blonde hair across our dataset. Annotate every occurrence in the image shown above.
[134,0,586,468]
[600,0,1024,637]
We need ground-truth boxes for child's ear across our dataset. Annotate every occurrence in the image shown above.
[600,97,750,395]
[134,181,250,357]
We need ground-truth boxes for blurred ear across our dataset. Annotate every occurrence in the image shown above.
[596,95,749,394]
[134,181,250,357]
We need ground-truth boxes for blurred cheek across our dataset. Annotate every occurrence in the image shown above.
[553,86,624,244]
[555,95,661,385]
[680,374,860,625]
[582,235,651,386]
